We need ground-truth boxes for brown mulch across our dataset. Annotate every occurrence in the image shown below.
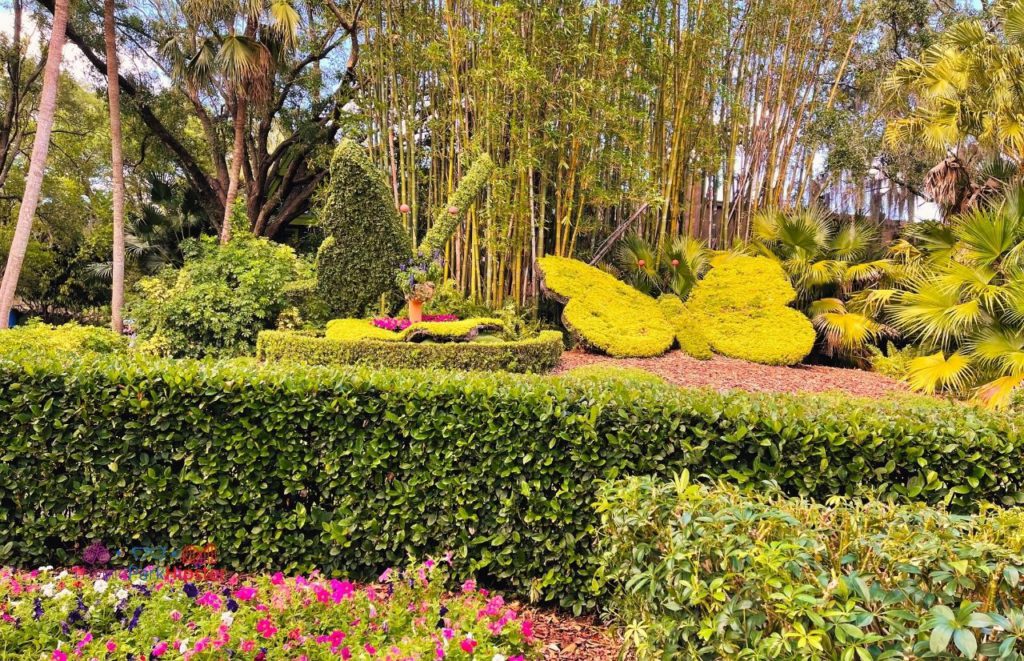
[556,350,909,399]
[520,605,625,660]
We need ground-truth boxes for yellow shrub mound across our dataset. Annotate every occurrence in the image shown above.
[325,319,401,342]
[687,255,815,366]
[537,256,674,358]
[657,295,713,360]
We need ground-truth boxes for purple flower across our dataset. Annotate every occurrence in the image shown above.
[83,541,110,566]
[127,605,144,631]
[183,582,199,599]
[32,598,43,620]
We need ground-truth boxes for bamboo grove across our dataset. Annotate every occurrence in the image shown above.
[354,0,888,307]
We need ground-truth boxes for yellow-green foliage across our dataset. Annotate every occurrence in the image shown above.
[0,322,126,355]
[402,318,504,341]
[657,295,713,360]
[687,255,815,366]
[538,256,674,358]
[325,319,402,342]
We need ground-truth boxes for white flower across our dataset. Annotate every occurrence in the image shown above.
[115,589,129,601]
[492,656,507,661]
[178,641,189,654]
[57,570,68,579]
[55,589,73,599]
[37,566,53,572]
[220,611,234,626]
[93,579,108,594]
[41,583,56,597]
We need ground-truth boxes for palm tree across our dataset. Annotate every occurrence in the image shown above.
[0,0,70,329]
[104,0,126,333]
[889,186,1024,406]
[750,206,898,360]
[164,0,299,244]
[884,1,1024,215]
[615,234,709,300]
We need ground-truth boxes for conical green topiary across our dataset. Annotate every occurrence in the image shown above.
[316,140,410,317]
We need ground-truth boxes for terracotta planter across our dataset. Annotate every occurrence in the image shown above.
[408,299,424,324]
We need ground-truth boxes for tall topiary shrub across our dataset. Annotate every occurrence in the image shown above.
[418,153,495,254]
[316,140,410,317]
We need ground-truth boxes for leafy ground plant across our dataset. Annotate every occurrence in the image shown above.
[596,474,1024,660]
[0,562,535,659]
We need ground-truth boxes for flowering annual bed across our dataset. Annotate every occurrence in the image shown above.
[371,315,458,332]
[0,562,536,660]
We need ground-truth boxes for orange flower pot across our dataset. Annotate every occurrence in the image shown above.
[408,299,424,324]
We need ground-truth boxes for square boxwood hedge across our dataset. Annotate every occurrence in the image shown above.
[256,329,564,373]
[0,354,1023,612]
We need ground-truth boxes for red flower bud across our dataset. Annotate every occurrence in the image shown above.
[637,259,646,268]
[447,206,459,216]
[399,204,410,214]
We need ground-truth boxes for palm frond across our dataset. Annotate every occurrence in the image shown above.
[907,351,974,394]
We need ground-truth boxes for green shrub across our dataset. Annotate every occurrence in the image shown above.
[129,235,302,358]
[419,153,495,254]
[315,140,411,317]
[560,365,667,386]
[258,329,562,372]
[687,254,816,365]
[1,353,1022,611]
[869,341,918,381]
[537,256,674,358]
[0,322,126,355]
[657,294,713,360]
[596,475,1024,660]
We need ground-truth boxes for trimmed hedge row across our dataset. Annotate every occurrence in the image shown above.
[256,329,563,373]
[0,356,1022,611]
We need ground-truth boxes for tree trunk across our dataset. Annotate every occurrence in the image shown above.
[104,0,125,334]
[0,0,69,329]
[220,95,247,244]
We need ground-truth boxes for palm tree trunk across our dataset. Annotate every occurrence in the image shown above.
[220,94,246,244]
[104,0,125,334]
[0,0,69,329]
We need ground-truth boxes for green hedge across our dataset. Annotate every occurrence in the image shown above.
[0,322,126,355]
[0,356,1022,612]
[257,329,563,373]
[596,476,1024,659]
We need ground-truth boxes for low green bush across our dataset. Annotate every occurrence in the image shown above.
[0,322,127,355]
[596,475,1024,660]
[130,235,304,358]
[258,329,562,372]
[0,356,1022,612]
[537,256,674,358]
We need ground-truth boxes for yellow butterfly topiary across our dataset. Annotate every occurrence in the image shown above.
[537,256,675,358]
[686,255,816,366]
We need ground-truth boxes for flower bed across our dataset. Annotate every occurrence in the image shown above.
[0,562,536,659]
[372,315,459,332]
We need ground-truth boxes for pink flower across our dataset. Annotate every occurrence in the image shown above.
[256,618,278,638]
[271,572,285,585]
[170,610,183,621]
[460,639,478,654]
[197,591,222,610]
[241,640,256,652]
[330,579,355,602]
[364,644,377,656]
[51,651,67,661]
[235,586,257,601]
[105,641,117,653]
[442,628,454,640]
[151,642,168,657]
[339,648,352,660]
[461,579,476,594]
[435,647,445,658]
[521,620,534,640]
